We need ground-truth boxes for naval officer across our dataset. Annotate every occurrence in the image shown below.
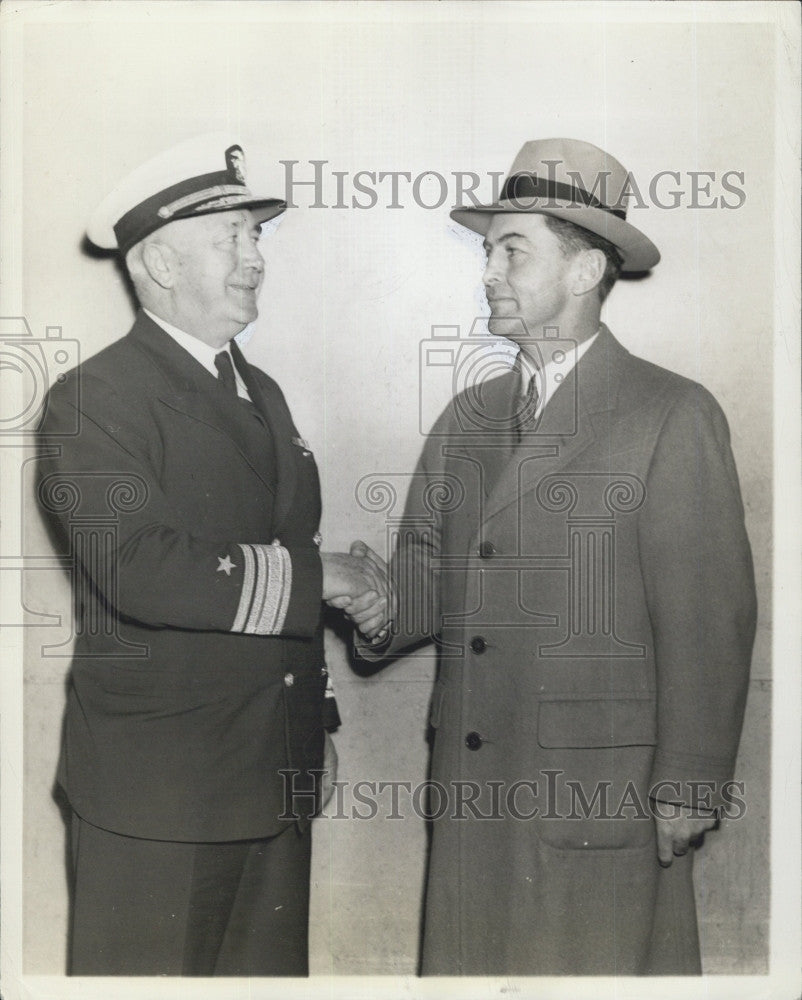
[37,134,389,976]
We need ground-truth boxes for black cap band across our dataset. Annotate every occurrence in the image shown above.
[114,169,254,256]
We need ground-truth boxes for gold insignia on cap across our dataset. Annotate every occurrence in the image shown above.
[226,144,246,184]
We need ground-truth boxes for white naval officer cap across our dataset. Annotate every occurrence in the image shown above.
[86,133,287,256]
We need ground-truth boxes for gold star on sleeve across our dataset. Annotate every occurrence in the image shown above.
[216,554,236,576]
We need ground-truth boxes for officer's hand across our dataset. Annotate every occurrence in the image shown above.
[321,551,385,606]
[652,801,718,867]
[346,540,396,639]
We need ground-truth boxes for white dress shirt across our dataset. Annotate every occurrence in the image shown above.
[517,329,599,418]
[144,308,251,401]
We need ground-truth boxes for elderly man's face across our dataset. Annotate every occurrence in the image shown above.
[482,213,577,344]
[162,209,265,346]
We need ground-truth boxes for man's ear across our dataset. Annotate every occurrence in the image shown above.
[141,241,176,290]
[572,248,606,297]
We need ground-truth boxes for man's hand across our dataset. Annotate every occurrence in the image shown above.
[336,540,395,640]
[653,801,718,867]
[321,551,385,606]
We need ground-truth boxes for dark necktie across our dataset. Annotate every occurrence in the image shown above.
[514,373,540,443]
[214,350,238,396]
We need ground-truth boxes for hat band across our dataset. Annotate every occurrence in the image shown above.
[157,184,251,220]
[115,169,240,255]
[501,173,626,220]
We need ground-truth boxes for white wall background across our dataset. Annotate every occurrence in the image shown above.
[6,1,785,983]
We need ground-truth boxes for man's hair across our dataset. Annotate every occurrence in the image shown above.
[543,215,623,303]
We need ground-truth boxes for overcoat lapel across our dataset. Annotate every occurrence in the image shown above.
[440,370,518,563]
[476,369,519,493]
[128,312,277,494]
[482,326,622,526]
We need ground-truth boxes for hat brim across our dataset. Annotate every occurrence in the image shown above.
[450,198,660,272]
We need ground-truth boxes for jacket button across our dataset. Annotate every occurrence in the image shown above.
[284,672,294,687]
[465,731,483,751]
[478,541,496,558]
[470,635,487,654]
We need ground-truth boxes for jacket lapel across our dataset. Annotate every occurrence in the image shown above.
[127,312,277,494]
[481,326,624,525]
[231,340,298,537]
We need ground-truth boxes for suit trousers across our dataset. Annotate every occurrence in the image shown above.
[69,812,312,976]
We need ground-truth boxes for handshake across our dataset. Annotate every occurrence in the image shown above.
[321,540,395,641]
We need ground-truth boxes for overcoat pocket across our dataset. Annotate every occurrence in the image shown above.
[537,694,656,749]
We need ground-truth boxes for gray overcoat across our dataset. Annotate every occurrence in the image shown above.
[364,325,756,975]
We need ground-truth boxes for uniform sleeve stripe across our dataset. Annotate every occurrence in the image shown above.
[274,546,291,631]
[232,543,293,636]
[246,544,269,632]
[256,545,290,634]
[232,543,256,632]
[257,545,282,633]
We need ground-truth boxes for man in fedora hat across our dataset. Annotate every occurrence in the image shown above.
[36,134,390,976]
[355,138,756,974]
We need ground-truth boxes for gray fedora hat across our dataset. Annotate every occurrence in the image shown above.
[451,138,660,272]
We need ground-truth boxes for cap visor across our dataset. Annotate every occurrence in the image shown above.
[173,196,287,226]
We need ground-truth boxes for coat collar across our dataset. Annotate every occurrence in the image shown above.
[127,312,298,529]
[480,324,628,523]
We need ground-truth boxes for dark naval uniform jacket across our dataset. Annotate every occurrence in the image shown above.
[37,311,336,843]
[362,325,756,975]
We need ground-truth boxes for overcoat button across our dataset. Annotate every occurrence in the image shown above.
[478,541,496,558]
[470,635,487,654]
[284,672,294,687]
[465,731,483,751]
